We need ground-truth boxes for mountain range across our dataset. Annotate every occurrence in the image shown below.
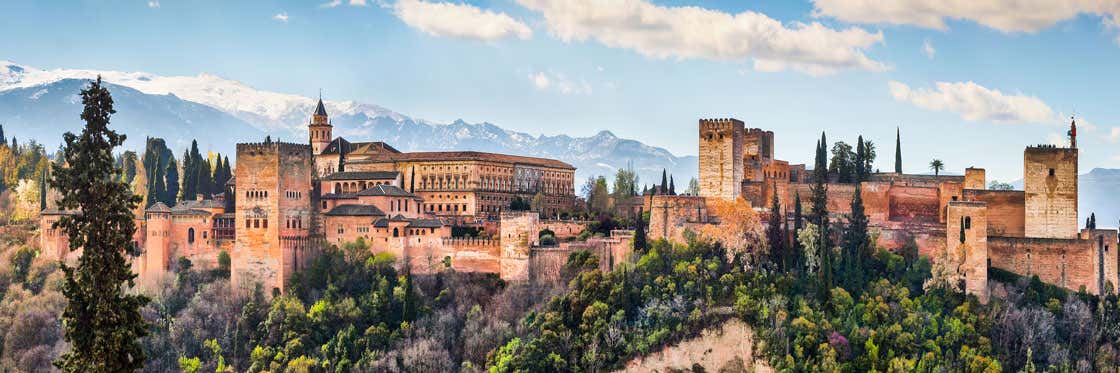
[0,60,1115,224]
[0,60,696,187]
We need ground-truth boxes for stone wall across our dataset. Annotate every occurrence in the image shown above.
[946,202,989,303]
[989,236,1109,294]
[964,168,986,190]
[499,211,537,281]
[1024,146,1078,238]
[964,190,1025,237]
[698,119,744,200]
[648,195,712,243]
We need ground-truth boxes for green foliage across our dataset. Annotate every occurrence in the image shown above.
[9,246,35,285]
[216,250,231,278]
[52,77,149,372]
[509,196,531,211]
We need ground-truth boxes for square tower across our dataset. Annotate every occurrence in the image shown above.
[698,118,744,200]
[1024,146,1078,238]
[946,201,989,303]
[232,141,314,295]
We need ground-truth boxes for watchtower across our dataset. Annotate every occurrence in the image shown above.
[946,201,989,303]
[1024,145,1078,238]
[698,118,744,200]
[308,98,332,156]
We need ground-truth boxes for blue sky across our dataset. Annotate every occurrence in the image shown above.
[4,0,1120,182]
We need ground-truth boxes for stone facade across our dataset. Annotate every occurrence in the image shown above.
[1024,146,1078,239]
[698,118,744,200]
[946,202,989,303]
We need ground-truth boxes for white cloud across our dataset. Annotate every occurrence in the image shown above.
[394,0,532,41]
[1106,127,1120,142]
[530,72,550,90]
[528,71,591,95]
[273,12,289,22]
[922,39,935,58]
[812,0,1120,34]
[515,0,887,76]
[1047,132,1067,147]
[147,1,159,8]
[322,0,366,8]
[888,80,1057,124]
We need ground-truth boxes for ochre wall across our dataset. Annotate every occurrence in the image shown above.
[1024,147,1078,238]
[989,236,1100,294]
[964,190,1025,237]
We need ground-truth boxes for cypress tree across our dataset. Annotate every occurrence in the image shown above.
[165,158,179,206]
[196,157,213,198]
[0,123,5,145]
[40,165,48,211]
[181,148,195,201]
[855,136,867,182]
[766,181,786,270]
[633,207,647,253]
[894,127,902,173]
[792,190,803,269]
[148,158,166,208]
[668,175,676,195]
[660,169,668,194]
[52,77,148,371]
[842,183,869,291]
[811,132,833,293]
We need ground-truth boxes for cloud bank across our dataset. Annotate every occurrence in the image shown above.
[394,0,532,41]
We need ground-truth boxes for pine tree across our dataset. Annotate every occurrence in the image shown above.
[842,183,870,291]
[52,77,149,372]
[668,175,676,195]
[165,158,179,205]
[766,181,786,270]
[894,127,903,174]
[633,207,647,253]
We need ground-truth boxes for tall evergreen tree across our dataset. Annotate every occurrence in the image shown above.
[147,157,166,208]
[855,136,867,182]
[766,182,787,270]
[0,123,5,145]
[792,190,803,270]
[660,169,668,194]
[196,156,213,198]
[180,148,195,201]
[40,165,48,211]
[633,207,647,253]
[165,158,179,205]
[811,132,833,293]
[842,183,870,291]
[894,127,903,173]
[52,77,148,371]
[668,175,676,195]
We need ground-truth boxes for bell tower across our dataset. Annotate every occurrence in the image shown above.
[308,97,332,155]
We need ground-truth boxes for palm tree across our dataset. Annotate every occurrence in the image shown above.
[929,159,944,176]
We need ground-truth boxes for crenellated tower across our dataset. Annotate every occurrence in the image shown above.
[698,118,745,200]
[308,98,332,155]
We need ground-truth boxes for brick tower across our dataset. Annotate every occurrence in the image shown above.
[232,141,314,295]
[141,202,172,289]
[946,201,989,303]
[698,118,744,200]
[1024,141,1078,239]
[308,98,332,156]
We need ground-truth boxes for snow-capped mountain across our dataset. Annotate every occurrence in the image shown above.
[0,60,695,185]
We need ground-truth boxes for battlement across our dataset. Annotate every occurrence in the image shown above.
[698,118,745,130]
[237,141,312,155]
[441,237,499,247]
[1025,144,1076,153]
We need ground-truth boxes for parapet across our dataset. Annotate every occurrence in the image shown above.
[699,118,745,130]
[237,141,312,155]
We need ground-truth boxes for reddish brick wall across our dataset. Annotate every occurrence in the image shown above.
[989,236,1100,294]
[964,190,1025,237]
[888,185,939,223]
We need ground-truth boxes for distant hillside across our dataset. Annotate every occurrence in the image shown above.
[0,60,695,185]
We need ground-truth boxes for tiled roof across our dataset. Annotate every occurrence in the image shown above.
[174,199,224,210]
[322,171,400,181]
[320,193,358,200]
[146,202,171,213]
[314,99,328,116]
[407,219,443,228]
[357,184,418,198]
[324,204,386,217]
[319,138,401,156]
[354,150,575,170]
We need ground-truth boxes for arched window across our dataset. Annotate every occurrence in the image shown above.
[964,217,972,229]
[188,228,195,244]
[393,228,399,237]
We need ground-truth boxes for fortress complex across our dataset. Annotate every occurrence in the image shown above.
[652,118,1115,302]
[41,98,599,295]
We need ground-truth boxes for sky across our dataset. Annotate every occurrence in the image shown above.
[3,0,1120,182]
